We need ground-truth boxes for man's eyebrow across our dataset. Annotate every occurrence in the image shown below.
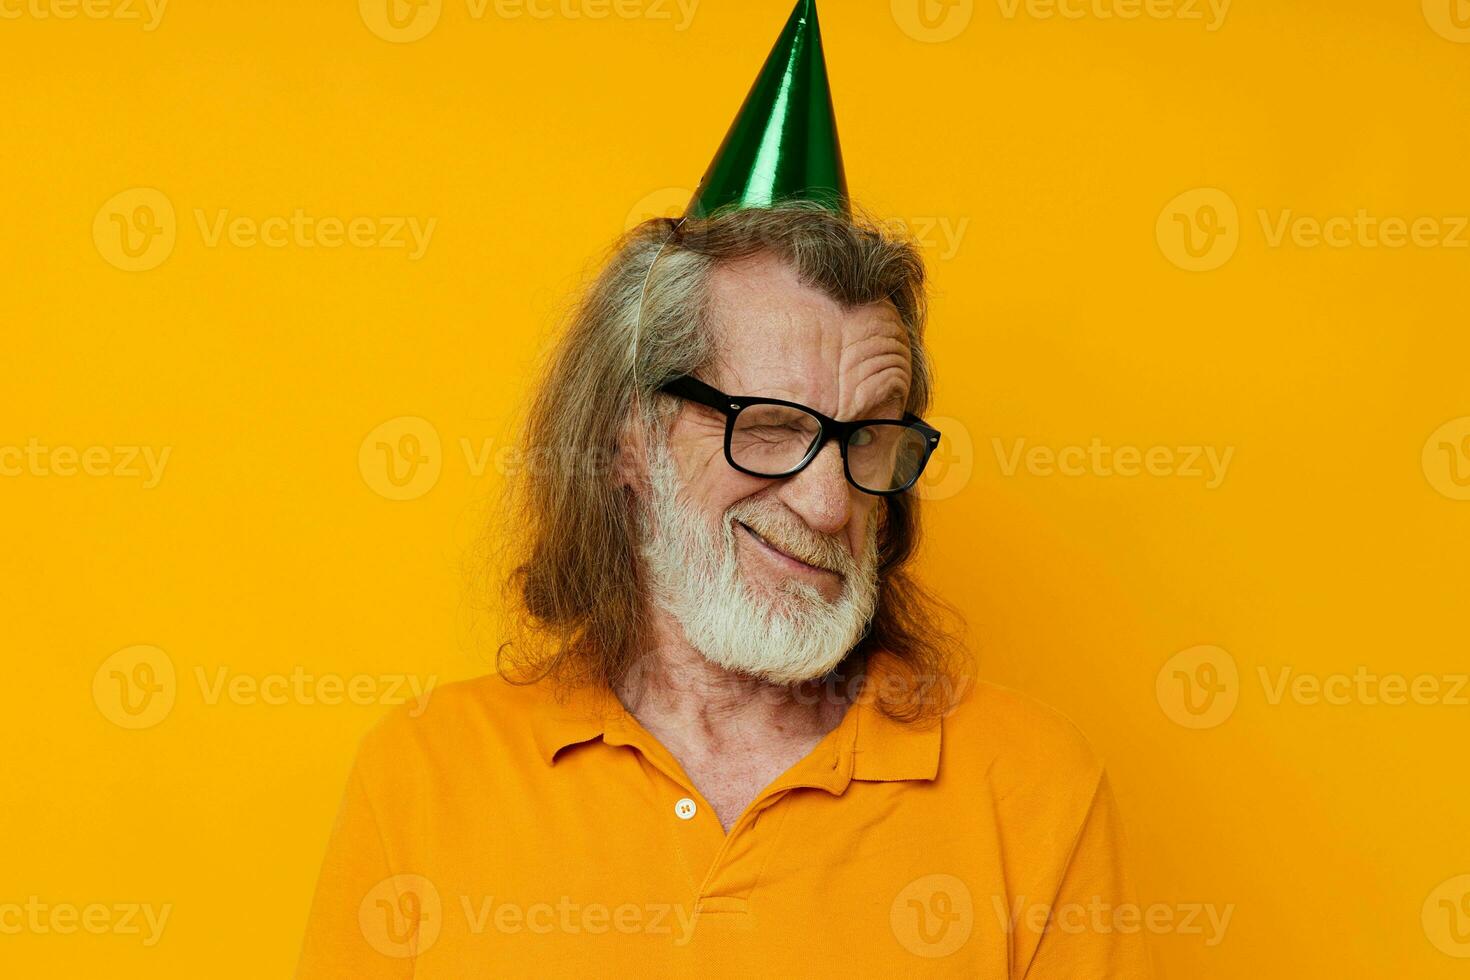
[856,381,907,417]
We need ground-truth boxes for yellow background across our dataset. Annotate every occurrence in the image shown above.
[3,0,1468,975]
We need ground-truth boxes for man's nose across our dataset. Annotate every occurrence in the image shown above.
[777,439,854,537]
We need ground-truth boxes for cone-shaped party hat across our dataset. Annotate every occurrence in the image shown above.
[686,0,848,218]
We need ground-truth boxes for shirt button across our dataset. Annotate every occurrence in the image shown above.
[674,797,697,820]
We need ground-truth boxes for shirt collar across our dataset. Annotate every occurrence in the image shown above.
[531,651,942,788]
[531,677,618,766]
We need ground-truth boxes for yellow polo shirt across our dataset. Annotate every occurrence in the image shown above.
[295,653,1151,978]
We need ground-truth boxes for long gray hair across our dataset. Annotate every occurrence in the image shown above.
[484,202,964,721]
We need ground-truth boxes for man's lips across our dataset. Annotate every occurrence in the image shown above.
[737,521,837,577]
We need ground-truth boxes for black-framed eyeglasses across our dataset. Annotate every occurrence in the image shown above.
[657,374,942,496]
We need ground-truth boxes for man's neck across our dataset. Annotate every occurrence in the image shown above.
[613,622,853,831]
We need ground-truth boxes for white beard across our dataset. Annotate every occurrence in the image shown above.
[636,435,881,685]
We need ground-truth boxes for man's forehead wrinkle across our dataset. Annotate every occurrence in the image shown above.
[705,256,911,415]
[838,328,911,410]
[854,362,910,411]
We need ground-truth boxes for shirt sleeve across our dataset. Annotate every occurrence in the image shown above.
[1020,769,1153,980]
[294,756,416,980]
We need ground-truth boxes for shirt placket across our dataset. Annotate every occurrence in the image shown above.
[603,705,858,929]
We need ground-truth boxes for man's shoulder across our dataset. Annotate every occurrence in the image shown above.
[941,678,1107,792]
[352,671,556,772]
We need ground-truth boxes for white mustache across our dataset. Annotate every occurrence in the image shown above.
[639,435,883,685]
[729,514,850,575]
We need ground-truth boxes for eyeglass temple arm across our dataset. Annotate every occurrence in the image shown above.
[657,375,734,414]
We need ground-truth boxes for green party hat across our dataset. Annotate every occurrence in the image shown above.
[686,0,849,218]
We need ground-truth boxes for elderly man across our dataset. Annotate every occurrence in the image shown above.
[297,2,1149,977]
